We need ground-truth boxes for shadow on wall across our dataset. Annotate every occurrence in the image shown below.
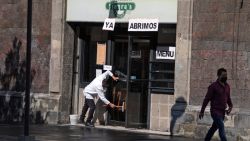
[0,92,23,124]
[0,37,40,124]
[170,96,187,136]
[0,92,47,124]
[0,37,36,91]
[29,96,48,124]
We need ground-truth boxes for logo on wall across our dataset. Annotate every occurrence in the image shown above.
[106,0,136,19]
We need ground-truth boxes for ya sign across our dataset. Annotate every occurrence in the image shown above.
[128,19,159,32]
[156,46,175,60]
[102,18,116,31]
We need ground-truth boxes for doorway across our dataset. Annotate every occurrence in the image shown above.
[108,35,152,128]
[109,38,128,126]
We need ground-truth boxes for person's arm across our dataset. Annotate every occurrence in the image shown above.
[199,85,214,119]
[102,70,113,78]
[96,88,116,108]
[103,70,119,81]
[227,86,233,114]
[111,75,119,81]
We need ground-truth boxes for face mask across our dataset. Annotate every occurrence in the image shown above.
[220,77,227,83]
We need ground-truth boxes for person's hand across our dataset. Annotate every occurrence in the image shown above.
[113,76,119,81]
[199,112,204,120]
[108,103,116,109]
[226,107,232,115]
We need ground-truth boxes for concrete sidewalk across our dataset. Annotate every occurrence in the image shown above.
[91,124,172,136]
[0,124,200,141]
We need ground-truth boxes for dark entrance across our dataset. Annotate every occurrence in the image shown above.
[76,23,176,129]
[109,38,128,126]
[108,35,153,128]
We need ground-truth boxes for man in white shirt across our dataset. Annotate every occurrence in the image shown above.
[80,70,119,127]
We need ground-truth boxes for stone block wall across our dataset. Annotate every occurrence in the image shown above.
[173,106,250,141]
[150,94,175,131]
[30,93,60,124]
[0,91,60,124]
[0,91,23,124]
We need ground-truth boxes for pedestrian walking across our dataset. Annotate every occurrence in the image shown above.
[199,68,233,141]
[79,70,119,127]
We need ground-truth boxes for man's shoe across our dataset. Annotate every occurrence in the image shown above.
[85,122,95,127]
[78,119,85,124]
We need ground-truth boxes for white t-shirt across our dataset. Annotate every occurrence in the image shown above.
[84,70,113,105]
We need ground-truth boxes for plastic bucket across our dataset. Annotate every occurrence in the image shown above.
[69,114,78,125]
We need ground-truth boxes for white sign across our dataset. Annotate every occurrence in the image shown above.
[102,18,115,31]
[128,19,159,32]
[103,65,112,71]
[67,0,177,23]
[156,47,175,60]
[131,50,141,58]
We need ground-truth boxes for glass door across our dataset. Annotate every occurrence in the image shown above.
[126,36,150,128]
[108,36,151,128]
[108,39,128,126]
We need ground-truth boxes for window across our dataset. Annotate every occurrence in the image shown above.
[80,39,97,87]
[149,46,175,94]
[149,24,176,94]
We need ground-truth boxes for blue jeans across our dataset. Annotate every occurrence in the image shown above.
[205,115,227,141]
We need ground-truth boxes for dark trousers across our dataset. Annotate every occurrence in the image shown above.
[80,98,96,123]
[205,115,227,141]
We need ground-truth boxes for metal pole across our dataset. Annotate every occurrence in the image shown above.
[24,0,32,136]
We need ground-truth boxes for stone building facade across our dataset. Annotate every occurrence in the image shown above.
[175,0,250,140]
[0,0,250,140]
[0,0,74,124]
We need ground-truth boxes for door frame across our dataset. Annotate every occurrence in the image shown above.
[108,37,128,126]
[107,33,157,128]
[126,35,156,128]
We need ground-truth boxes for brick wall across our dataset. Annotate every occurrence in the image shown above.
[190,0,250,108]
[0,0,52,93]
[174,0,250,140]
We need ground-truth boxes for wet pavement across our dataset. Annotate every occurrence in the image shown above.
[0,124,200,141]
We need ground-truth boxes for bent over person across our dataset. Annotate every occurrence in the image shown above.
[80,70,119,127]
[199,68,233,141]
